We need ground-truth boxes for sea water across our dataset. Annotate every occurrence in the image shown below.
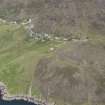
[0,99,37,105]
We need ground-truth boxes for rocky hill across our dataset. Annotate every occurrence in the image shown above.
[0,0,105,37]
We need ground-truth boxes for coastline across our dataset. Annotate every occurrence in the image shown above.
[3,95,43,105]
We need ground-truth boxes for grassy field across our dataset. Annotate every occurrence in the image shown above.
[0,21,65,96]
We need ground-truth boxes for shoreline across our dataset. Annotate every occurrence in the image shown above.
[3,95,43,105]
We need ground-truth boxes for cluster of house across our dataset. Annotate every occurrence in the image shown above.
[0,18,69,42]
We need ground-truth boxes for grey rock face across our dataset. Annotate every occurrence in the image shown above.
[0,0,105,36]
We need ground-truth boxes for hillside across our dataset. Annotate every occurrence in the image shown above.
[0,0,105,105]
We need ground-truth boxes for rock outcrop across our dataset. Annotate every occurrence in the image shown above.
[0,0,105,37]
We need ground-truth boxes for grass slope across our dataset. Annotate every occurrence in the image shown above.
[0,21,65,96]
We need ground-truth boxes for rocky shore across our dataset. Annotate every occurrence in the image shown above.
[0,82,43,105]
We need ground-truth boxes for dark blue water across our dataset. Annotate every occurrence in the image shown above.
[0,99,37,105]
